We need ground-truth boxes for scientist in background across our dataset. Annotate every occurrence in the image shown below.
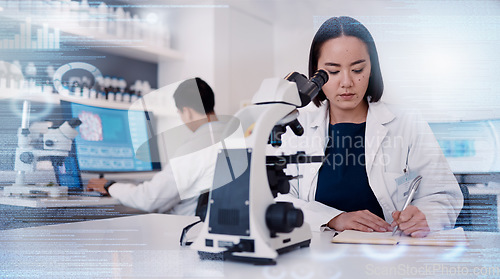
[87,77,226,216]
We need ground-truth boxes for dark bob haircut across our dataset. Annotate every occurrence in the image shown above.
[173,77,215,114]
[309,16,384,107]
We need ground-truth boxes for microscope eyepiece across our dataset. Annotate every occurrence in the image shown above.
[284,69,329,108]
[309,69,329,93]
[68,118,82,128]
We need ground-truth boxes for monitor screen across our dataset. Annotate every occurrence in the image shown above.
[53,154,83,190]
[60,101,161,173]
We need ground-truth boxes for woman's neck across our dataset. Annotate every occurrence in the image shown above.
[329,100,368,125]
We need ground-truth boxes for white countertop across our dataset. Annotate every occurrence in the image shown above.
[0,190,120,208]
[0,214,499,278]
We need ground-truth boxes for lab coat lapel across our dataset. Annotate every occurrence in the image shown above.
[309,103,330,151]
[304,103,329,200]
[365,102,395,174]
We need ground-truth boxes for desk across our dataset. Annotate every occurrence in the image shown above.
[1,214,499,278]
[0,191,145,230]
[0,194,121,208]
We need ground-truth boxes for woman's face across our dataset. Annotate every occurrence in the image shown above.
[317,36,371,111]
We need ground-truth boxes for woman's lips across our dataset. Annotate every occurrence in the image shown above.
[339,93,355,100]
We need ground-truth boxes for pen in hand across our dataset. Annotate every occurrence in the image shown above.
[392,175,423,236]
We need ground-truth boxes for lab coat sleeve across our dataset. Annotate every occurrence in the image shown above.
[407,114,463,231]
[108,164,181,213]
[276,193,343,232]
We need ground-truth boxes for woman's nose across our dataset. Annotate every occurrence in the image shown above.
[340,71,353,88]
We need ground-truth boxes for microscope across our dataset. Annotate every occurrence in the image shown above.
[191,70,328,264]
[3,100,81,198]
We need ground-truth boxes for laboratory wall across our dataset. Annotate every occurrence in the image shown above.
[157,2,274,116]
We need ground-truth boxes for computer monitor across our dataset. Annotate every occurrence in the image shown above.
[53,153,83,190]
[60,101,161,173]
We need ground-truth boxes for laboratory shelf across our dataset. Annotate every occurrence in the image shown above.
[60,26,184,63]
[0,14,184,64]
[0,89,174,115]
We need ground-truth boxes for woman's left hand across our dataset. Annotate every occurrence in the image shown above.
[391,205,430,238]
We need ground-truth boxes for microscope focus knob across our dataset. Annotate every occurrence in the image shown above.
[45,140,54,147]
[19,152,35,164]
[266,202,304,234]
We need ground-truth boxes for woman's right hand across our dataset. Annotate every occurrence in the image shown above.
[327,210,392,232]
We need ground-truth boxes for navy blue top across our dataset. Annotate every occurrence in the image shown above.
[315,122,385,220]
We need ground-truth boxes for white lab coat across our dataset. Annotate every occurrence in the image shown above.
[276,101,463,232]
[109,121,228,216]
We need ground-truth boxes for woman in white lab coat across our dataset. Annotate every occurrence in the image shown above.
[278,16,463,237]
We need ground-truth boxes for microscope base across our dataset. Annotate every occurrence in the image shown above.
[198,239,310,265]
[3,185,68,198]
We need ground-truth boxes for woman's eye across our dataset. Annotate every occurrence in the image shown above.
[328,71,339,75]
[353,68,364,73]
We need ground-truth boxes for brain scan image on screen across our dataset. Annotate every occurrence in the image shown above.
[61,101,160,172]
[78,111,103,141]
